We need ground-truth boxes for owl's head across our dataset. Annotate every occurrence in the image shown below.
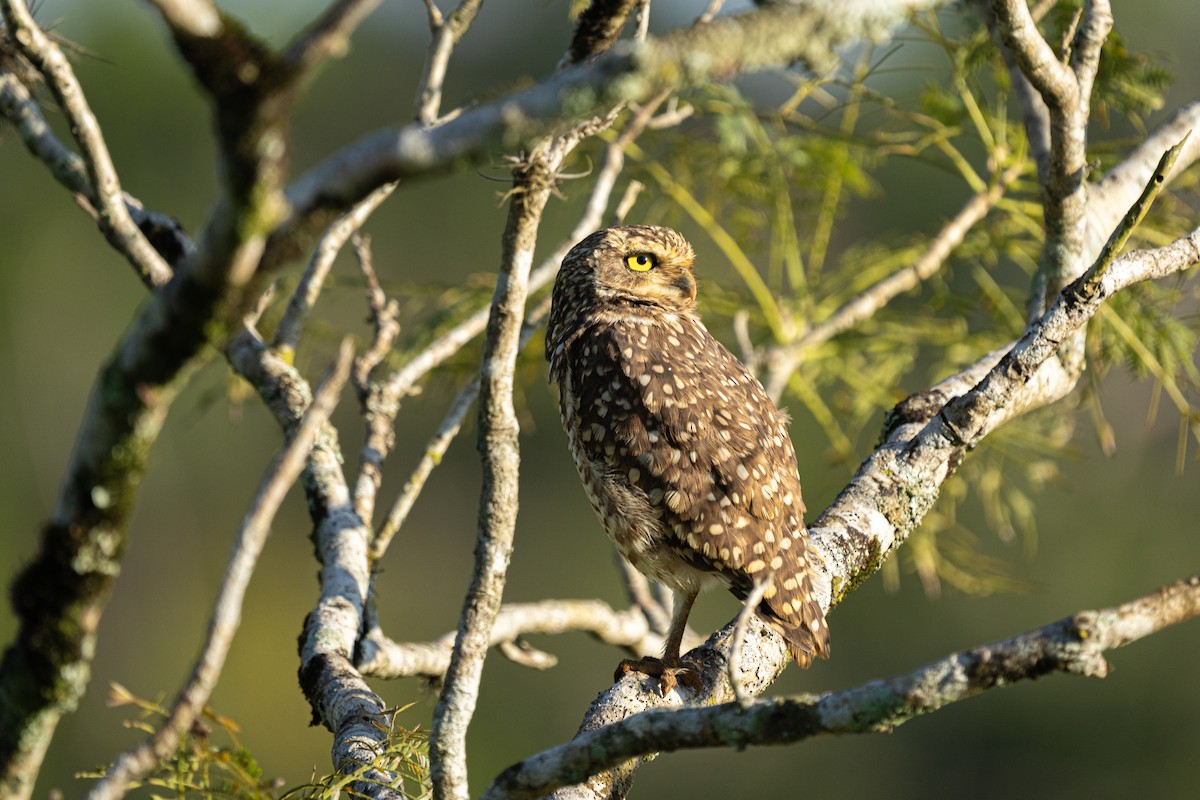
[558,225,698,312]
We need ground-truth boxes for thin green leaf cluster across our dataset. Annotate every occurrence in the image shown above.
[82,684,431,800]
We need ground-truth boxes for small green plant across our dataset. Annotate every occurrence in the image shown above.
[81,684,431,800]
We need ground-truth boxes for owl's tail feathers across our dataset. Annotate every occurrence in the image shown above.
[754,545,831,669]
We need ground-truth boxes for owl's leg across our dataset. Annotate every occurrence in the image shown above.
[661,585,698,665]
[614,586,702,696]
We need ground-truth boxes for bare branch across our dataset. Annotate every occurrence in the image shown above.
[430,112,618,800]
[273,182,397,356]
[359,600,658,680]
[351,236,402,525]
[88,341,355,800]
[975,0,1050,185]
[413,0,485,124]
[1088,99,1200,254]
[986,0,1074,109]
[0,71,193,273]
[283,0,383,76]
[0,0,295,784]
[484,575,1200,800]
[226,329,399,799]
[0,0,172,286]
[696,0,725,27]
[144,0,222,38]
[987,0,1112,308]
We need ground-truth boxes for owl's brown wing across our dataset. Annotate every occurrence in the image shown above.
[571,314,829,665]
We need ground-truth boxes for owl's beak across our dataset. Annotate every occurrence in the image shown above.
[672,271,697,303]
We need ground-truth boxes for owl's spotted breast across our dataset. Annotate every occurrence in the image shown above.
[547,225,829,674]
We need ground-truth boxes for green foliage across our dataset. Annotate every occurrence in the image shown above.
[609,1,1196,595]
[82,684,431,800]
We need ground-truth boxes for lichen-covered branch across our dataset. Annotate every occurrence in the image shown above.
[0,0,301,790]
[88,341,354,800]
[987,0,1112,310]
[484,575,1200,800]
[359,600,658,681]
[429,112,617,800]
[225,328,399,799]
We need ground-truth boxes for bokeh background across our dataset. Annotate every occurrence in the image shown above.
[1,1,1198,798]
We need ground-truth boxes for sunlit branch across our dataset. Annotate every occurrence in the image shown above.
[430,111,618,800]
[88,341,355,800]
[485,575,1200,800]
[360,600,659,680]
[274,182,397,357]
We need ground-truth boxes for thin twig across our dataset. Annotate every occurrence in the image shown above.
[1,0,172,287]
[359,599,659,680]
[413,0,485,124]
[612,555,671,636]
[274,182,397,357]
[352,233,401,392]
[695,0,724,26]
[728,575,772,707]
[88,340,355,800]
[0,72,192,276]
[610,179,644,225]
[1079,134,1190,287]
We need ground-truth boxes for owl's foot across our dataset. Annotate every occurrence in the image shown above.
[615,656,703,696]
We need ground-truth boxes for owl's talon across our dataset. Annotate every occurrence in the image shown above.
[615,657,702,696]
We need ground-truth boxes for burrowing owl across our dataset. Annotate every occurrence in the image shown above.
[546,225,829,691]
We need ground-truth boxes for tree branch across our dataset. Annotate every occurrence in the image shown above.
[429,111,617,800]
[360,600,658,681]
[519,181,1200,800]
[273,182,397,358]
[282,0,383,77]
[0,0,299,789]
[484,575,1200,800]
[88,341,354,800]
[0,0,172,286]
[987,0,1112,310]
[413,0,484,125]
[276,0,949,274]
[225,327,399,799]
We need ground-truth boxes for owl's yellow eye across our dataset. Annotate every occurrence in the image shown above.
[625,253,656,272]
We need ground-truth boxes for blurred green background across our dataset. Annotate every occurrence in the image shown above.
[1,1,1198,798]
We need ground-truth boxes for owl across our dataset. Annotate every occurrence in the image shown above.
[545,225,829,692]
